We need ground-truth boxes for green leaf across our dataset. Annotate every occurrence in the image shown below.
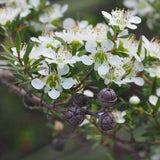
[23,41,34,65]
[15,32,21,53]
[12,73,26,80]
[0,43,15,58]
[107,31,113,40]
[137,36,142,56]
[30,67,43,73]
[119,33,134,39]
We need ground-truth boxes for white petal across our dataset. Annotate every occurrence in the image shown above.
[101,40,114,51]
[62,78,74,89]
[30,37,40,43]
[121,111,126,117]
[61,4,68,13]
[134,77,144,86]
[63,18,75,29]
[78,20,88,28]
[117,118,125,124]
[31,78,45,89]
[101,11,112,20]
[127,24,137,30]
[108,55,122,66]
[57,65,69,75]
[85,41,97,53]
[156,88,160,97]
[129,16,141,24]
[98,65,109,76]
[83,89,94,97]
[48,89,60,99]
[149,95,158,106]
[81,55,93,65]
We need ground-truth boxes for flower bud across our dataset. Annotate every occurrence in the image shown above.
[54,120,64,132]
[98,88,117,108]
[99,112,116,131]
[65,106,85,127]
[129,96,140,104]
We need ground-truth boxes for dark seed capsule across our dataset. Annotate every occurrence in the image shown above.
[52,138,64,152]
[65,106,85,127]
[99,112,116,131]
[98,88,117,108]
[72,93,87,107]
[23,95,36,106]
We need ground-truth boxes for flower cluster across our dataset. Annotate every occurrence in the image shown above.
[2,8,160,100]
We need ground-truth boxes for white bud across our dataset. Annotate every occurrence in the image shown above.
[129,96,140,104]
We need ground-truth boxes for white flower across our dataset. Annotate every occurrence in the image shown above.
[55,19,110,44]
[112,110,126,124]
[0,7,20,25]
[45,46,79,72]
[85,40,114,76]
[102,9,141,30]
[31,71,75,99]
[142,36,160,59]
[117,38,142,62]
[145,65,160,78]
[28,21,56,32]
[129,96,140,104]
[39,4,68,24]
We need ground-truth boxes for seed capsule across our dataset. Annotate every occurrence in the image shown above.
[98,88,117,108]
[72,93,87,107]
[65,106,85,127]
[99,112,116,131]
[52,138,64,152]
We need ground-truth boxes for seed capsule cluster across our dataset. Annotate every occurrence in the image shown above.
[64,88,117,131]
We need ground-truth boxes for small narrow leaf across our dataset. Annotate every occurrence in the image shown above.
[137,36,142,56]
[23,41,34,65]
[15,32,21,53]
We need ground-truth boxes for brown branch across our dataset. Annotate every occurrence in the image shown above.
[0,70,66,113]
[73,68,94,92]
[138,72,152,86]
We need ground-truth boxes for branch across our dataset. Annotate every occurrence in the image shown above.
[0,70,66,114]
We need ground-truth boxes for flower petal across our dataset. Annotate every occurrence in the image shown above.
[85,41,97,53]
[156,88,160,97]
[134,77,144,86]
[57,65,69,75]
[127,24,137,30]
[62,78,74,89]
[101,11,112,20]
[31,78,45,89]
[98,65,109,76]
[81,55,93,65]
[129,16,141,24]
[149,95,158,106]
[101,40,114,51]
[48,89,60,99]
[63,18,76,29]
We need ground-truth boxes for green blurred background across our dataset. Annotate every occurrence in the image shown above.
[0,0,154,160]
